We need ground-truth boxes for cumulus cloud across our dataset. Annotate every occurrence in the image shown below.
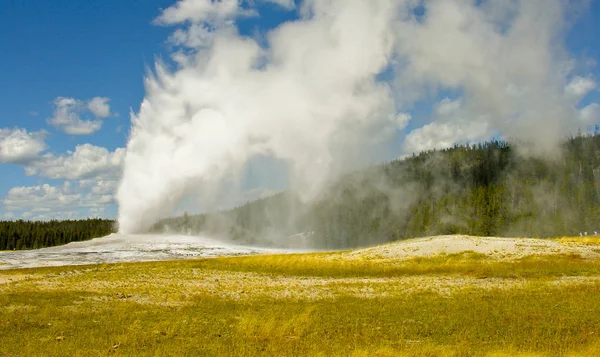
[565,76,597,101]
[580,103,600,126]
[2,181,116,221]
[25,144,125,180]
[85,178,121,196]
[392,0,589,153]
[395,112,411,130]
[404,96,491,153]
[155,0,294,27]
[48,96,112,135]
[3,183,81,211]
[155,0,246,26]
[117,0,595,233]
[0,133,124,218]
[435,98,462,117]
[0,128,47,164]
[404,120,490,154]
[87,97,112,118]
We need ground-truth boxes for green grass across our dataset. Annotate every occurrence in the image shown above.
[2,287,600,356]
[2,249,600,356]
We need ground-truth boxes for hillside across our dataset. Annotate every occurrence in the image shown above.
[151,134,600,249]
[4,135,600,251]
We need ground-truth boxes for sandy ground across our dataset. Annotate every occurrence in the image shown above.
[0,233,292,270]
[351,235,600,261]
[1,234,599,270]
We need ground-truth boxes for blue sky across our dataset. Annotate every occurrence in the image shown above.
[1,0,600,222]
[0,0,300,220]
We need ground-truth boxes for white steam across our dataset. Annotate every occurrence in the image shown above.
[117,0,595,234]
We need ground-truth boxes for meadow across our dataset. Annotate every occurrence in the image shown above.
[1,236,600,356]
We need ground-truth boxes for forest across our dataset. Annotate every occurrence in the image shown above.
[151,133,600,249]
[3,134,600,250]
[0,219,114,250]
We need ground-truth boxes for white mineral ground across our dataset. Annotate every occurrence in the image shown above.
[0,234,295,270]
[1,234,599,270]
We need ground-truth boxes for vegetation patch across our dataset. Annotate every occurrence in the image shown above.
[2,244,600,356]
[557,236,600,245]
[197,250,600,279]
[152,135,600,249]
[0,219,114,250]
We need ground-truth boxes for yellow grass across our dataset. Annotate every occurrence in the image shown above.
[556,236,600,245]
[1,244,600,356]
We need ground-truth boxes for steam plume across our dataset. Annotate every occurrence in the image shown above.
[117,0,594,234]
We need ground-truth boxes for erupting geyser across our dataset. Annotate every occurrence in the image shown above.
[117,0,596,234]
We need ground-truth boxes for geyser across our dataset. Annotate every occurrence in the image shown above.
[117,0,596,234]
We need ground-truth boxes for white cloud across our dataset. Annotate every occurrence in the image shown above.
[435,98,462,117]
[158,0,294,49]
[0,128,47,164]
[1,138,123,220]
[158,0,260,50]
[392,0,585,151]
[395,112,411,130]
[154,0,246,26]
[403,120,490,154]
[580,103,600,126]
[48,96,112,135]
[404,96,489,153]
[90,178,120,195]
[565,76,596,101]
[2,181,117,221]
[168,24,216,48]
[3,183,81,211]
[402,97,492,154]
[87,97,111,118]
[155,0,294,28]
[89,207,107,217]
[25,144,125,180]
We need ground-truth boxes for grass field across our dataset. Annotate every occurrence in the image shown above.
[2,237,600,356]
[556,236,600,245]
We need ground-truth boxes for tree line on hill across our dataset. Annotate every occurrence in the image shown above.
[0,219,114,250]
[3,134,600,251]
[151,133,600,249]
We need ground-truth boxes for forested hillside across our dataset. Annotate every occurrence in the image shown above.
[4,135,600,251]
[0,219,114,250]
[152,134,600,249]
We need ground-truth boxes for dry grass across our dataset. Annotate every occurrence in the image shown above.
[557,236,600,245]
[2,238,600,356]
[200,250,600,279]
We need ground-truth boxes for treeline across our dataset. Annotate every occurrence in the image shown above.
[151,133,600,249]
[0,219,115,250]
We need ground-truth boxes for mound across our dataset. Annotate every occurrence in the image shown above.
[351,235,600,261]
